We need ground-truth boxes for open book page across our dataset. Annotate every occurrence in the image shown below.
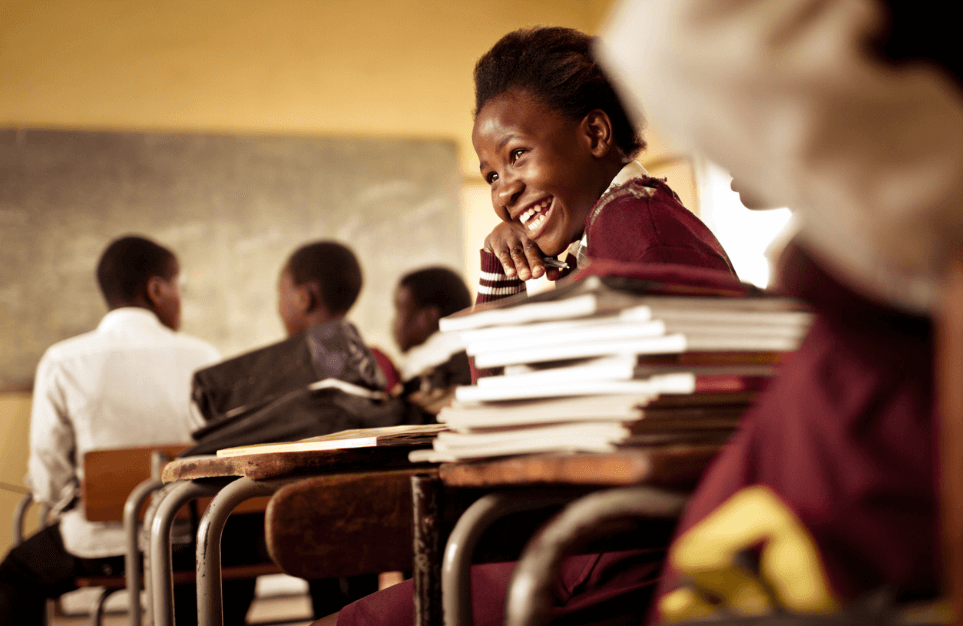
[216,423,447,458]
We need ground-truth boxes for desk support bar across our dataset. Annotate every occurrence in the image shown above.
[412,474,442,626]
[124,476,164,626]
[196,477,286,626]
[505,487,688,626]
[442,492,573,626]
[150,480,223,626]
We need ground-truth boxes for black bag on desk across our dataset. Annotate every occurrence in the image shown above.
[181,386,421,456]
[181,319,434,457]
[190,319,386,423]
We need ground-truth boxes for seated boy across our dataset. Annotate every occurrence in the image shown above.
[0,235,222,625]
[279,240,400,393]
[391,266,473,413]
[273,240,390,616]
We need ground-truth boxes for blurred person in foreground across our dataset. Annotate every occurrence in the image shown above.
[596,0,962,620]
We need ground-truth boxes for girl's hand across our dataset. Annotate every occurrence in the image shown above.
[483,222,561,281]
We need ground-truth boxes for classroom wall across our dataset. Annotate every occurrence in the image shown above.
[0,0,695,557]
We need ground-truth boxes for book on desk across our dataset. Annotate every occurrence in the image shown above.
[409,275,811,463]
[215,422,447,458]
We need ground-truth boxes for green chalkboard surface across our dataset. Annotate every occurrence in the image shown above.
[0,128,464,392]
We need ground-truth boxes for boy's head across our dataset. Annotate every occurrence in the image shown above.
[278,240,362,337]
[474,26,644,160]
[96,235,182,330]
[393,267,471,353]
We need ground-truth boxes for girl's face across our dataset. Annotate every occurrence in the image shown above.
[472,91,611,257]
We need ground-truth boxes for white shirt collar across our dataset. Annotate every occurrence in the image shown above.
[97,307,167,333]
[607,160,648,192]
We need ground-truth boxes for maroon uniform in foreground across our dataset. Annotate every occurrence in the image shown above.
[656,242,939,618]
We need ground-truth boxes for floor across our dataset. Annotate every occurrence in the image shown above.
[49,574,316,626]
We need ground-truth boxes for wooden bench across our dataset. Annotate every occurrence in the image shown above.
[83,446,269,521]
[78,445,277,626]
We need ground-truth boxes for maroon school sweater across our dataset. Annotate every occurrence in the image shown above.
[476,175,736,305]
[655,241,939,616]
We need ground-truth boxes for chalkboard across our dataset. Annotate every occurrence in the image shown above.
[0,129,465,392]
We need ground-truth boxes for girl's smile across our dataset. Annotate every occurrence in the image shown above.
[517,197,554,237]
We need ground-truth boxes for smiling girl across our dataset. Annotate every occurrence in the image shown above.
[473,26,736,305]
[317,26,737,626]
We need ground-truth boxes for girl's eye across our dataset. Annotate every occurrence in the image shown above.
[510,149,525,163]
[485,172,499,184]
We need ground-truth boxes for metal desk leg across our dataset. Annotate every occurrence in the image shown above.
[196,477,286,626]
[441,492,573,626]
[141,482,174,626]
[149,480,223,626]
[505,487,688,626]
[124,476,163,626]
[412,474,442,626]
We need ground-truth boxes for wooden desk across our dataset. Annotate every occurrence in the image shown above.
[439,445,720,490]
[149,450,434,626]
[162,445,422,482]
[266,468,427,579]
[150,444,720,626]
[423,444,722,626]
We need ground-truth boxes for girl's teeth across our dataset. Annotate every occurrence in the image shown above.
[519,200,551,229]
[530,214,546,232]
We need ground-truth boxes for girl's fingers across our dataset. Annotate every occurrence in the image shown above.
[509,243,533,281]
[523,240,546,279]
[494,247,517,277]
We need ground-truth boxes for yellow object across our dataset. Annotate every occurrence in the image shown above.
[660,485,840,622]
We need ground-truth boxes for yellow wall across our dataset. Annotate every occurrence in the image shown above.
[0,394,34,557]
[0,0,695,556]
[1,0,618,176]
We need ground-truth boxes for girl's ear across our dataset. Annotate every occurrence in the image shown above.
[581,110,616,158]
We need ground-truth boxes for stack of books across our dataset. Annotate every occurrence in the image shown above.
[410,275,812,463]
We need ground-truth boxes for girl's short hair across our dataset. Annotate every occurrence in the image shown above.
[474,26,645,158]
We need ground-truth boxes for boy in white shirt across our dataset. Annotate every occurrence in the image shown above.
[0,235,221,625]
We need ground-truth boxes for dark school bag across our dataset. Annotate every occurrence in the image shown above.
[181,319,431,457]
[190,318,386,424]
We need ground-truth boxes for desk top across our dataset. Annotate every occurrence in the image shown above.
[162,445,429,482]
[438,444,722,490]
[163,443,720,487]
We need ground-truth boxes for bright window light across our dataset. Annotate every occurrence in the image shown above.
[695,159,792,289]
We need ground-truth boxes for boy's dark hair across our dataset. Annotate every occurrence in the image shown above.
[96,235,177,308]
[474,26,645,158]
[399,267,472,318]
[286,241,363,315]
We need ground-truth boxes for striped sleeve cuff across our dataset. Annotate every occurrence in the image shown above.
[475,249,525,304]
